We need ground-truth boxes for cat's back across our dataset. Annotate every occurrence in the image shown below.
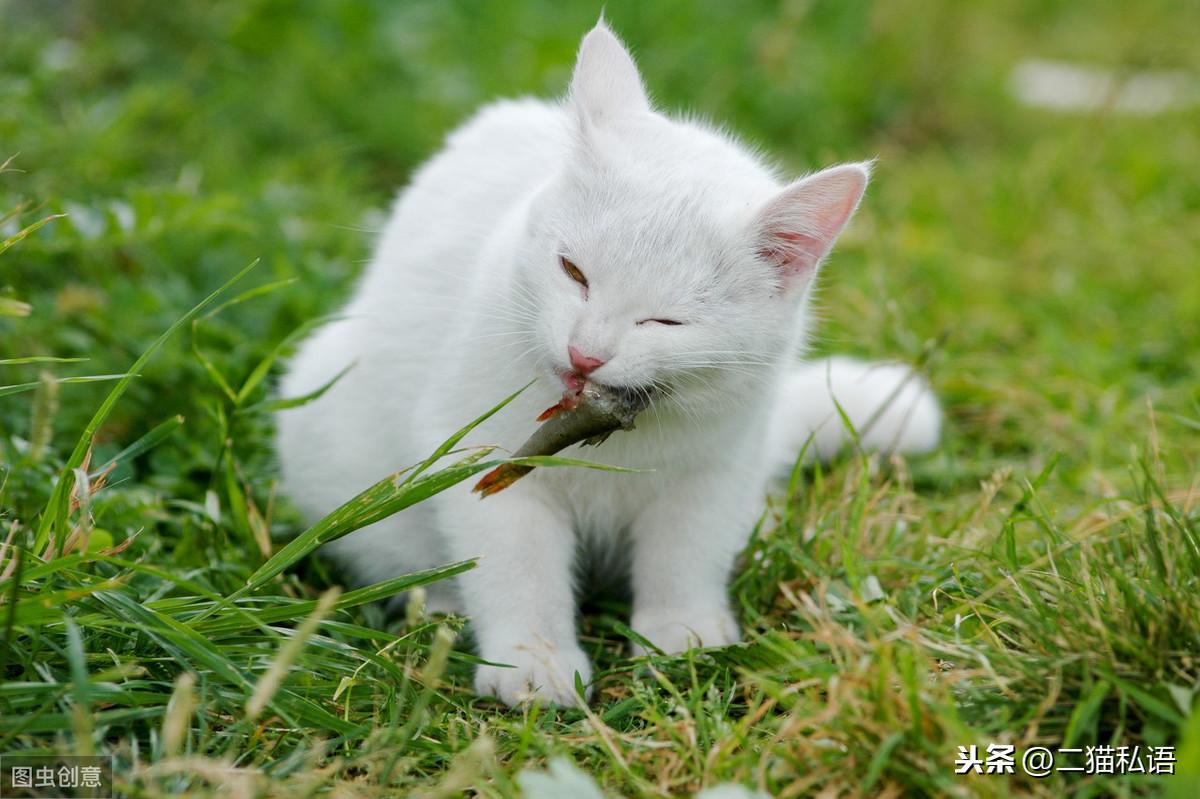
[351,96,569,399]
[364,98,568,295]
[276,98,568,520]
[287,96,567,381]
[425,97,568,199]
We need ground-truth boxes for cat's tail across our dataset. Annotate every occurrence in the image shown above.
[765,356,942,473]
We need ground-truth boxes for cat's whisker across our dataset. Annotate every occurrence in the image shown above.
[457,330,538,344]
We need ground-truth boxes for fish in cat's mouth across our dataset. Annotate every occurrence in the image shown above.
[554,370,655,415]
[475,377,652,497]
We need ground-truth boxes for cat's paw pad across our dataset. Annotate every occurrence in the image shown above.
[630,609,740,656]
[474,641,592,707]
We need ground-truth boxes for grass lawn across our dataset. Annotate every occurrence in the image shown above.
[2,1,1198,796]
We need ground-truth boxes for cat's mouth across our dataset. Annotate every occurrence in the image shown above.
[555,370,656,413]
[560,370,587,396]
[555,371,591,412]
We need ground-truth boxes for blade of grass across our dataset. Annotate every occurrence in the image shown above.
[200,277,299,321]
[240,360,354,414]
[90,415,185,479]
[239,451,639,597]
[246,587,341,721]
[0,544,24,679]
[402,380,534,485]
[0,298,32,317]
[232,314,344,408]
[190,325,237,402]
[233,383,535,597]
[0,357,88,366]
[0,373,129,399]
[237,453,497,596]
[0,212,65,256]
[34,259,259,553]
[195,560,475,637]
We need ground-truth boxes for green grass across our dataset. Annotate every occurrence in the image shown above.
[2,0,1198,796]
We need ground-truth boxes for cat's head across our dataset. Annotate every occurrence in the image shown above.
[516,22,869,415]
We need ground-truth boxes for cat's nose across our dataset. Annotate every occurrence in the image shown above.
[568,345,607,375]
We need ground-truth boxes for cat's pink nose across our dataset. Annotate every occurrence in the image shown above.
[568,346,606,375]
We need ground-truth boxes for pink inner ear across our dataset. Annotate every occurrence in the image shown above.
[757,230,828,278]
[754,164,868,284]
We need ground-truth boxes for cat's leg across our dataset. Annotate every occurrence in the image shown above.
[439,490,590,707]
[628,472,754,656]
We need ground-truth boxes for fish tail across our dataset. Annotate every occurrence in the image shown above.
[473,463,535,497]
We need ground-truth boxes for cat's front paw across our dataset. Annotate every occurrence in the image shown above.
[474,640,592,707]
[630,608,740,656]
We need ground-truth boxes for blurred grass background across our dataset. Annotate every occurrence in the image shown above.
[2,0,1197,470]
[1,0,1198,796]
[2,1,1200,460]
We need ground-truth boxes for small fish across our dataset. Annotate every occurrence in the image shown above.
[473,383,649,497]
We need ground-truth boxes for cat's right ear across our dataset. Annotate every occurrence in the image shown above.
[752,162,870,291]
[570,21,651,129]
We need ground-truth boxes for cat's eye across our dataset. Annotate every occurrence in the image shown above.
[560,256,588,288]
[638,318,684,327]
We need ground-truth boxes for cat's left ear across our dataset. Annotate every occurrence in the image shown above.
[570,21,651,128]
[753,162,870,289]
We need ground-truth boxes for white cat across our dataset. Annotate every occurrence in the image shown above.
[275,22,940,707]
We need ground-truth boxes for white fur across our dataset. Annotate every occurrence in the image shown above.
[275,23,940,707]
[766,356,942,469]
